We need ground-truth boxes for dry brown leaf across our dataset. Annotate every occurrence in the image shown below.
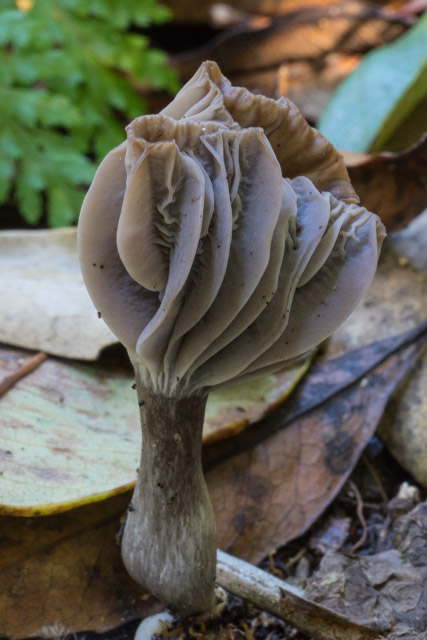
[170,3,409,84]
[163,0,344,23]
[0,229,116,359]
[380,355,427,488]
[345,135,427,232]
[328,225,427,355]
[275,54,361,122]
[1,327,424,638]
[0,493,161,639]
[205,326,427,564]
[162,0,410,27]
[306,501,427,636]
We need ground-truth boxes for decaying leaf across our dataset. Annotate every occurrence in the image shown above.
[1,327,425,639]
[344,135,427,231]
[162,0,343,23]
[0,493,161,639]
[205,324,427,563]
[216,549,388,640]
[275,53,361,123]
[0,345,309,514]
[306,501,427,636]
[0,229,116,359]
[170,3,408,85]
[327,214,427,487]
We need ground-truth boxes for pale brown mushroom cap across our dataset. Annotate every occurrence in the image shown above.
[78,61,385,397]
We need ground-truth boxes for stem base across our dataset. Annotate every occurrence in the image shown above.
[121,382,216,615]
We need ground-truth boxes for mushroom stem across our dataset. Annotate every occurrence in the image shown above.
[121,372,216,615]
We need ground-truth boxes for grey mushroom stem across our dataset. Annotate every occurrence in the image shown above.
[121,368,216,615]
[77,60,385,618]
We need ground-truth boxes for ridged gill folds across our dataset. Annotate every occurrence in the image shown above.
[78,61,386,396]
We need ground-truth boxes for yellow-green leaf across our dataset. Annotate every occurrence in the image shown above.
[0,347,311,515]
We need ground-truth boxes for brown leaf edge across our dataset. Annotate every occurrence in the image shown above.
[345,134,427,232]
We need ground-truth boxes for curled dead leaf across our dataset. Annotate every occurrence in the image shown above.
[344,135,427,231]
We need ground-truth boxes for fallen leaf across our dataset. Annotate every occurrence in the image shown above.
[205,325,427,563]
[216,549,388,640]
[205,321,427,458]
[162,0,344,23]
[171,4,408,84]
[0,228,116,359]
[318,13,427,152]
[0,344,309,514]
[1,329,424,638]
[0,493,161,639]
[344,135,427,231]
[275,53,361,123]
[203,357,311,445]
[305,501,427,636]
[327,214,427,486]
[391,500,427,575]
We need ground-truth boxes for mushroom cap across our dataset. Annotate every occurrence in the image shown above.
[78,61,385,397]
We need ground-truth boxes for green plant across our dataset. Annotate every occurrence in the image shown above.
[318,13,427,153]
[0,0,179,227]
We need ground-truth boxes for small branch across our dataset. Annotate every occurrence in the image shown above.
[0,351,47,398]
[216,550,389,640]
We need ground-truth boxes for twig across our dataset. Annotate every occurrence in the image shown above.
[284,547,307,572]
[339,496,382,510]
[216,550,389,640]
[348,480,368,554]
[0,351,47,398]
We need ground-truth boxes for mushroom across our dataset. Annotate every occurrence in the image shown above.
[77,61,385,616]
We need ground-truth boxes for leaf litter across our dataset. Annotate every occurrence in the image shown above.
[1,215,427,636]
[0,321,426,638]
[306,498,427,638]
[206,323,427,564]
[327,212,427,487]
[0,9,426,634]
